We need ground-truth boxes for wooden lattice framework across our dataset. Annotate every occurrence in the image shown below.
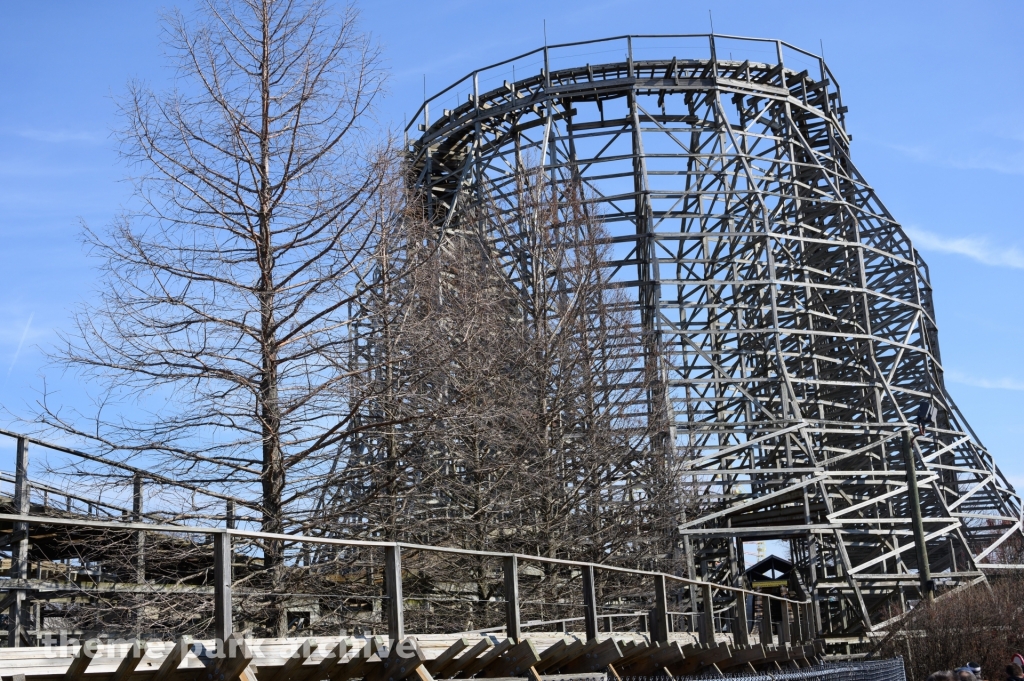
[403,34,1024,637]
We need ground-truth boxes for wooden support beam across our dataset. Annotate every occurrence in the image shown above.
[8,436,29,648]
[675,643,732,675]
[562,637,623,674]
[582,564,598,642]
[718,644,767,671]
[652,574,669,643]
[759,595,773,646]
[366,638,426,681]
[780,601,792,645]
[64,640,98,681]
[292,639,348,681]
[111,640,147,681]
[152,637,192,681]
[503,556,520,642]
[214,532,233,642]
[436,638,492,678]
[331,637,383,681]
[458,638,512,678]
[534,637,572,671]
[195,633,254,681]
[612,640,652,669]
[426,637,470,675]
[534,638,584,673]
[621,641,685,676]
[386,545,404,642]
[480,639,540,678]
[733,591,750,646]
[700,582,715,644]
[261,639,318,681]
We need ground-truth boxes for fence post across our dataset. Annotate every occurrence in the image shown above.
[733,589,750,646]
[779,600,791,645]
[759,594,773,645]
[583,565,599,642]
[8,436,29,647]
[652,574,669,643]
[504,555,521,642]
[699,582,714,644]
[133,474,145,584]
[386,545,404,642]
[214,532,233,642]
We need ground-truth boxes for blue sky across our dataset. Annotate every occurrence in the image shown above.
[2,1,1024,499]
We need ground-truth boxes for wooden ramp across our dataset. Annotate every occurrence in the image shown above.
[0,633,825,681]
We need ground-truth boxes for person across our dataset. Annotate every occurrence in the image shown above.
[954,669,977,681]
[916,400,938,436]
[928,672,954,681]
[1004,664,1023,681]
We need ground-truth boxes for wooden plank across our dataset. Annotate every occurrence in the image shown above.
[110,640,147,681]
[63,640,98,681]
[434,638,491,679]
[457,639,512,678]
[534,637,571,669]
[675,644,732,675]
[330,637,383,681]
[533,639,584,673]
[561,638,623,674]
[190,634,255,681]
[151,637,192,681]
[480,639,540,678]
[298,639,349,681]
[261,639,319,681]
[718,644,766,671]
[610,640,651,668]
[620,642,684,676]
[365,638,426,681]
[425,637,469,675]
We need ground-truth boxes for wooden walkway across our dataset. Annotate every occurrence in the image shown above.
[1,632,824,681]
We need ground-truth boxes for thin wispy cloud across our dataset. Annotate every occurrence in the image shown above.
[905,226,1024,269]
[890,142,1024,176]
[5,313,34,381]
[947,369,1024,392]
[13,128,104,145]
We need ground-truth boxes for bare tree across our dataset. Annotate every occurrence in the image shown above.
[329,168,683,633]
[33,0,395,635]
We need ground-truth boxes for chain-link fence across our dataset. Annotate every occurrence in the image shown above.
[622,658,906,681]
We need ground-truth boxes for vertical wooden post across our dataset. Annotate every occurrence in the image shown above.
[602,615,613,633]
[759,595,773,645]
[733,589,750,646]
[779,600,791,644]
[214,532,232,642]
[133,474,145,584]
[683,536,698,632]
[503,555,521,642]
[385,545,404,642]
[903,429,934,602]
[8,437,29,647]
[699,582,714,644]
[652,574,669,643]
[582,565,598,642]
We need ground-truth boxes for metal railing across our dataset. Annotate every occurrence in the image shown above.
[0,510,814,647]
[404,33,844,136]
